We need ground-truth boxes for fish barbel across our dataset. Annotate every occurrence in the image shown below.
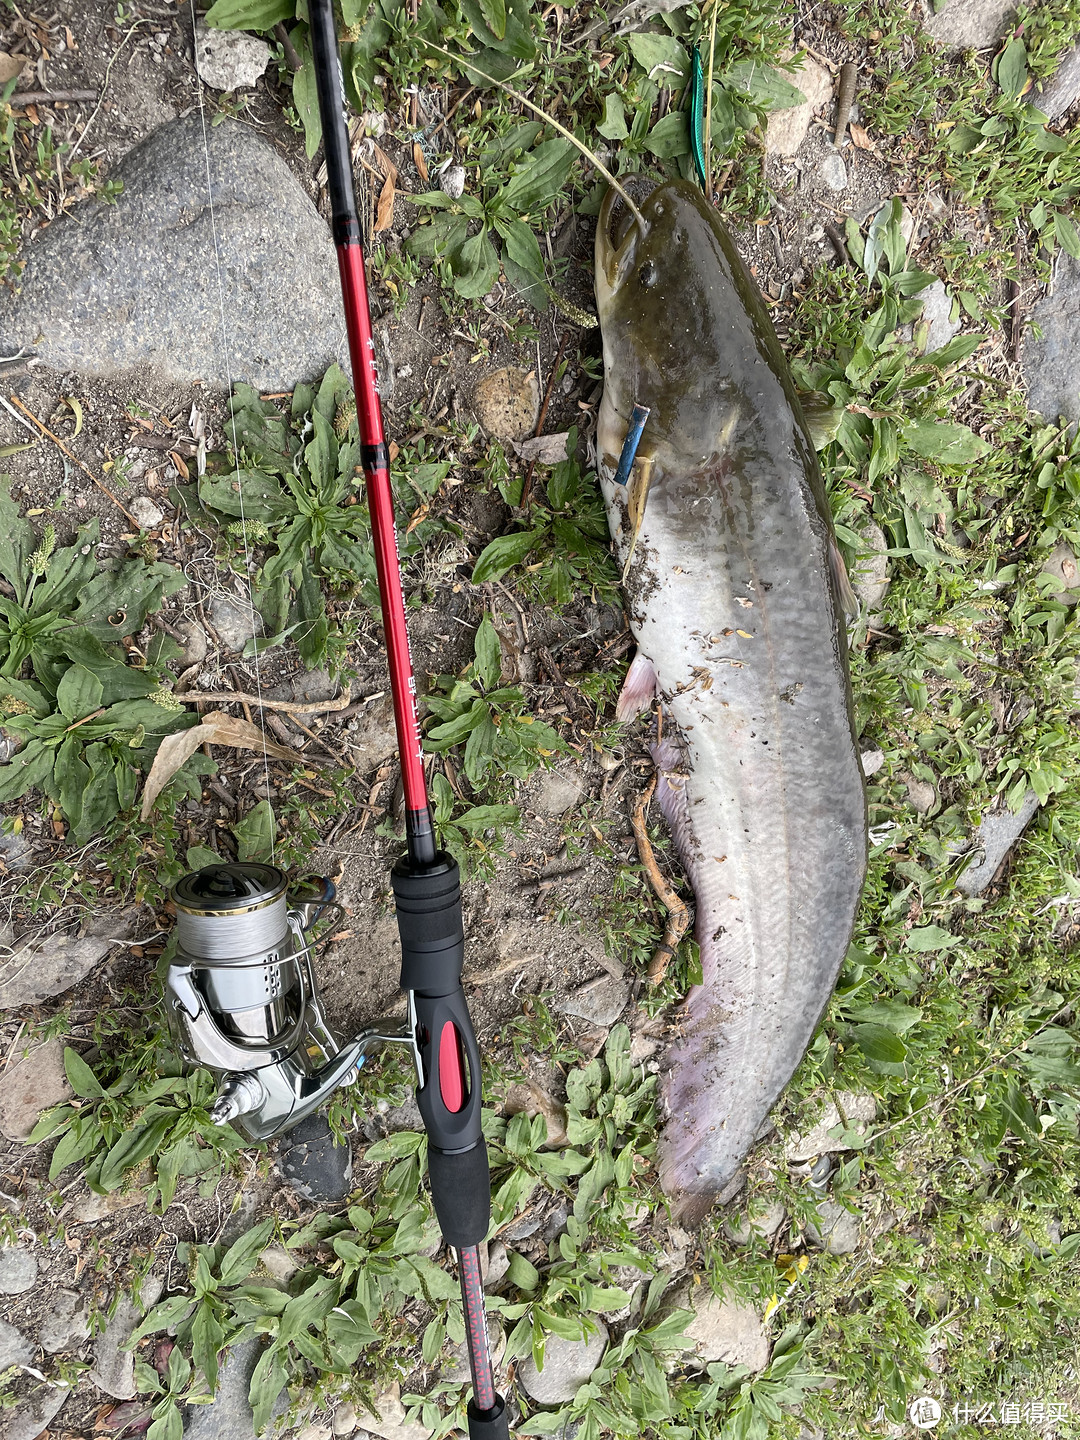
[594,179,867,1220]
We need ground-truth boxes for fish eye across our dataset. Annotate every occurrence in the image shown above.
[639,261,658,287]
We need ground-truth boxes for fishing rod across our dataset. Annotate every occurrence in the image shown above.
[307,4,508,1435]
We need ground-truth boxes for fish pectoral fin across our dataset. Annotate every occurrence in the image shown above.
[829,534,859,618]
[616,652,659,723]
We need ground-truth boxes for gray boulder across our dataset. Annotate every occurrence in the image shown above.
[1022,254,1080,427]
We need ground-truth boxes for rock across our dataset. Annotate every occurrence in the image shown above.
[1028,43,1080,123]
[918,279,960,353]
[0,827,33,872]
[90,1275,163,1400]
[258,1244,299,1285]
[209,595,264,653]
[955,790,1041,896]
[70,1187,145,1223]
[515,431,571,465]
[38,1288,91,1353]
[764,56,833,156]
[278,1112,353,1204]
[817,151,847,192]
[130,495,165,530]
[542,1201,571,1243]
[194,20,270,90]
[903,774,936,815]
[517,1321,608,1404]
[357,1384,432,1440]
[1040,542,1080,605]
[176,619,208,669]
[345,694,400,776]
[503,1081,568,1147]
[723,1199,787,1246]
[267,669,339,704]
[1022,254,1080,427]
[852,521,889,613]
[557,976,630,1028]
[441,1318,505,1384]
[1,1389,68,1440]
[684,1292,770,1371]
[786,1091,876,1163]
[0,1038,74,1141]
[860,749,885,779]
[439,163,466,200]
[363,1094,423,1144]
[0,928,112,1008]
[533,767,584,818]
[0,1318,34,1369]
[806,1200,862,1255]
[0,1244,37,1294]
[482,1241,509,1290]
[924,0,1016,49]
[502,1208,545,1242]
[297,1425,333,1440]
[471,367,540,442]
[0,114,348,390]
[182,1337,287,1440]
[333,1400,358,1437]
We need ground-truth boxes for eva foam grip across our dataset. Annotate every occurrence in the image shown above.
[427,1142,491,1248]
[392,853,464,996]
[467,1395,510,1440]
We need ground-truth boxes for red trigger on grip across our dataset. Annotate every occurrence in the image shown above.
[438,1022,467,1113]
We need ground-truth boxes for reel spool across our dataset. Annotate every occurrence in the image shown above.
[165,863,407,1141]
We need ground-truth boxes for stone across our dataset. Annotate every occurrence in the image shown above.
[763,56,833,157]
[0,1038,74,1141]
[786,1091,877,1163]
[176,619,209,669]
[441,1317,505,1384]
[209,595,264,653]
[363,1094,423,1144]
[130,495,165,530]
[38,1288,91,1353]
[533,767,585,818]
[258,1244,299,1285]
[1,1389,67,1440]
[542,1201,571,1243]
[440,163,466,200]
[267,668,339,704]
[0,827,33,872]
[924,0,1016,49]
[297,1426,333,1440]
[860,749,885,779]
[278,1112,353,1203]
[0,1318,34,1369]
[70,1187,145,1223]
[333,1400,358,1437]
[684,1292,770,1372]
[723,1199,787,1246]
[817,151,847,192]
[194,20,270,90]
[0,1244,37,1294]
[806,1200,862,1255]
[0,114,349,391]
[482,1241,509,1290]
[557,976,630,1028]
[903,774,936,815]
[955,790,1041,896]
[182,1337,287,1440]
[517,1321,608,1404]
[1028,43,1080,123]
[90,1275,163,1401]
[471,367,540,442]
[852,521,889,613]
[1040,542,1080,605]
[0,929,112,1009]
[503,1081,568,1147]
[357,1385,432,1440]
[345,694,400,776]
[1022,254,1080,427]
[918,279,961,353]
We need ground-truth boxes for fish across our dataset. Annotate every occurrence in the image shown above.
[594,178,867,1222]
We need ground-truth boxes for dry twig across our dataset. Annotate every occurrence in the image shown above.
[179,685,353,715]
[631,777,690,984]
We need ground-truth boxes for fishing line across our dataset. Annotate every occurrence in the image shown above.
[188,0,277,865]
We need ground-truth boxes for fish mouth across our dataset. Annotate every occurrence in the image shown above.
[595,176,661,310]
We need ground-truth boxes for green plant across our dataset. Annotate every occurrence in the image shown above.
[0,484,194,840]
[424,614,565,792]
[430,771,519,875]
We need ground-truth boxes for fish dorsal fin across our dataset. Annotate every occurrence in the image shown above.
[616,651,659,722]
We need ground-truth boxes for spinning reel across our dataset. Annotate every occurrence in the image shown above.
[165,862,412,1142]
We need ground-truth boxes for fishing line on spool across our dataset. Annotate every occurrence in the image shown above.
[189,0,277,865]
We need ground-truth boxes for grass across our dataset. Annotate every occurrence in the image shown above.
[5,0,1080,1436]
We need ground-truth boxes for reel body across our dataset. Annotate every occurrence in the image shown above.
[165,863,403,1141]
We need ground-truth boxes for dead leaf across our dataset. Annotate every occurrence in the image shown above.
[413,141,429,185]
[169,449,189,479]
[849,122,874,151]
[375,171,395,232]
[140,713,305,819]
[514,431,571,465]
[0,53,28,84]
[371,142,398,184]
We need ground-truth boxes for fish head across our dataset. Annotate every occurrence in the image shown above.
[594,178,766,484]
